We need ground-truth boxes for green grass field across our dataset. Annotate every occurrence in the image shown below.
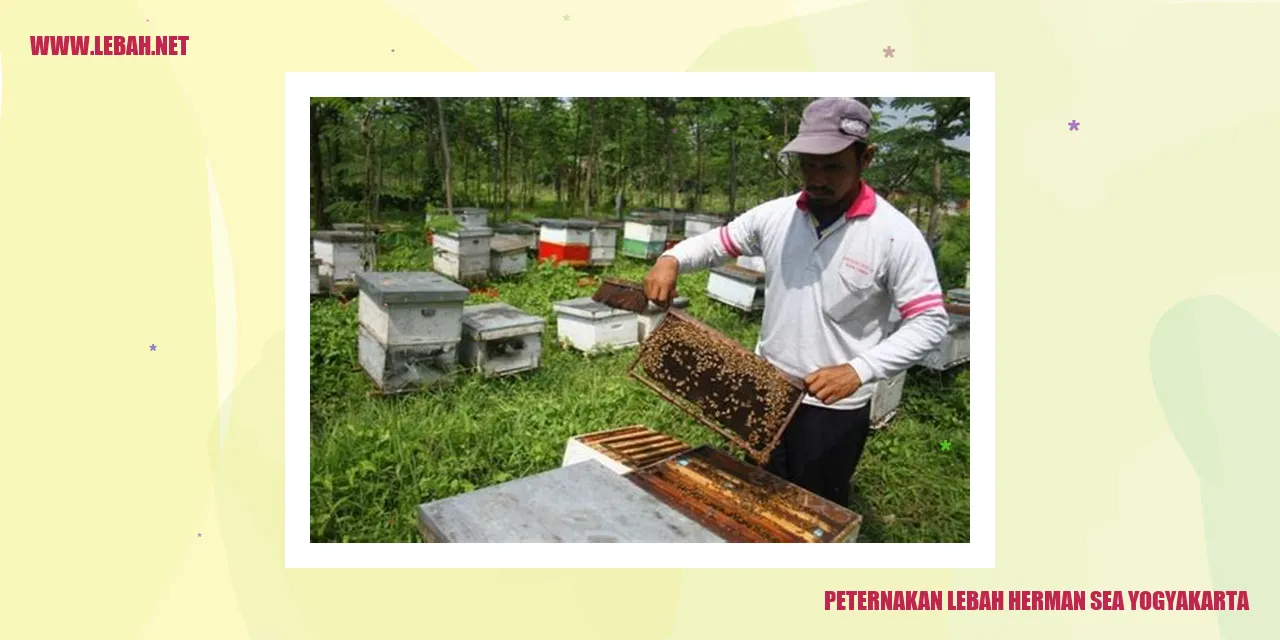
[310,224,970,543]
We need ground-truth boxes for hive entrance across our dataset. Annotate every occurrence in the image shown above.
[628,310,804,464]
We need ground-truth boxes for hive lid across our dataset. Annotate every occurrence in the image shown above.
[539,218,596,230]
[495,222,537,233]
[627,309,805,464]
[355,271,470,305]
[331,222,382,233]
[489,235,528,253]
[455,207,489,216]
[593,220,624,229]
[311,230,372,243]
[684,213,723,224]
[440,226,495,239]
[463,302,545,334]
[711,264,765,284]
[553,296,636,320]
[627,445,861,542]
[626,215,670,227]
[416,459,723,543]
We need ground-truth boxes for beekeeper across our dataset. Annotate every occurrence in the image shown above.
[643,97,950,506]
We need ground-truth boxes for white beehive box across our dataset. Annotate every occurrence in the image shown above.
[489,235,529,277]
[736,255,767,273]
[310,258,322,295]
[589,222,620,266]
[312,230,377,285]
[460,302,546,377]
[433,227,494,282]
[455,207,489,229]
[683,213,723,238]
[707,264,765,312]
[870,370,906,429]
[624,219,669,243]
[553,297,639,352]
[538,218,594,246]
[636,296,689,343]
[355,271,470,393]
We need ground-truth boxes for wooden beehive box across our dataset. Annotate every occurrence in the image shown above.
[552,297,639,352]
[433,227,494,282]
[622,218,669,259]
[488,235,529,277]
[355,271,469,393]
[869,370,906,430]
[309,257,322,296]
[683,213,723,238]
[459,302,545,377]
[416,459,723,543]
[627,445,862,542]
[561,425,692,475]
[588,221,620,266]
[636,296,689,343]
[455,207,489,229]
[707,264,765,312]
[537,218,594,266]
[494,222,538,252]
[629,310,804,464]
[311,230,377,286]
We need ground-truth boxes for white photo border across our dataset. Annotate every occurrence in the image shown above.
[285,72,995,568]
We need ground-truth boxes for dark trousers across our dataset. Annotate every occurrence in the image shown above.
[763,402,872,507]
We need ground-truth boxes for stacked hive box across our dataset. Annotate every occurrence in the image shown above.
[537,219,594,267]
[635,296,689,343]
[622,216,669,259]
[869,371,907,429]
[553,297,639,352]
[355,272,469,393]
[311,230,377,288]
[460,302,545,377]
[433,227,494,282]
[682,213,723,238]
[588,221,621,267]
[706,263,766,312]
[889,303,970,371]
[455,207,489,229]
[310,257,322,295]
[494,222,538,252]
[489,235,529,277]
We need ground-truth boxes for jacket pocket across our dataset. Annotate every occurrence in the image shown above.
[821,256,878,322]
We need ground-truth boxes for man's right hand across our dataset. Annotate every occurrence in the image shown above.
[643,256,681,308]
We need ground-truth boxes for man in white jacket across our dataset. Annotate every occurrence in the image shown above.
[643,97,950,506]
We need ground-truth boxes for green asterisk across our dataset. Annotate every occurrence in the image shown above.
[940,440,952,451]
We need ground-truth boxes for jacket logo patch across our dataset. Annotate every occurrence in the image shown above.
[842,256,873,276]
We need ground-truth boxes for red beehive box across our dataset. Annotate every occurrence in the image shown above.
[537,218,594,267]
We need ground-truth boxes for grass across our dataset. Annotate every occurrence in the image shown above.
[310,219,970,543]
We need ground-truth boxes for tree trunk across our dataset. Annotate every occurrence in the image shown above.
[666,109,675,211]
[926,156,943,249]
[583,98,597,218]
[694,112,703,212]
[435,97,454,218]
[310,103,330,230]
[729,138,738,214]
[362,107,374,224]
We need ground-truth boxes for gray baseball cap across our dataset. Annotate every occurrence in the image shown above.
[781,97,873,156]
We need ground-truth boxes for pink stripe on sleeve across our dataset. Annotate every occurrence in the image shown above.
[719,226,742,257]
[899,293,943,317]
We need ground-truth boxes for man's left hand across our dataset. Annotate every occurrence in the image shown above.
[804,364,863,405]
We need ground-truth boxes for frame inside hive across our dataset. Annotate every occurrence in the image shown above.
[627,309,805,464]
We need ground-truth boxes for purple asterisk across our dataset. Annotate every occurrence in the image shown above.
[150,344,157,351]
[1068,120,1080,131]
[883,46,895,58]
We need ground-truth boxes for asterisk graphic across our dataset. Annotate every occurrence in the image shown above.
[1068,120,1080,131]
[883,46,895,58]
[940,440,952,451]
[150,344,156,351]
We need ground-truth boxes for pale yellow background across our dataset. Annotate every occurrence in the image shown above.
[1,0,1275,638]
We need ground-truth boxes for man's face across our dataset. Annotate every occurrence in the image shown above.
[798,145,867,210]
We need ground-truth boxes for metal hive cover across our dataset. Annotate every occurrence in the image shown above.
[628,310,805,464]
[495,222,537,233]
[311,230,372,243]
[489,235,528,253]
[462,302,545,334]
[553,296,635,320]
[627,445,862,542]
[355,271,470,306]
[711,264,765,284]
[538,218,596,230]
[947,288,970,303]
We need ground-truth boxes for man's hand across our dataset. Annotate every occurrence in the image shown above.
[643,255,680,308]
[804,364,863,405]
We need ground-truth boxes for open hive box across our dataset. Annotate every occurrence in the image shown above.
[562,425,693,474]
[626,445,862,542]
[627,309,805,464]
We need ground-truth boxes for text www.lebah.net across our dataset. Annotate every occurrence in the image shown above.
[29,36,190,56]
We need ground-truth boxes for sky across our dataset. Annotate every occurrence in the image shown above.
[878,97,971,152]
